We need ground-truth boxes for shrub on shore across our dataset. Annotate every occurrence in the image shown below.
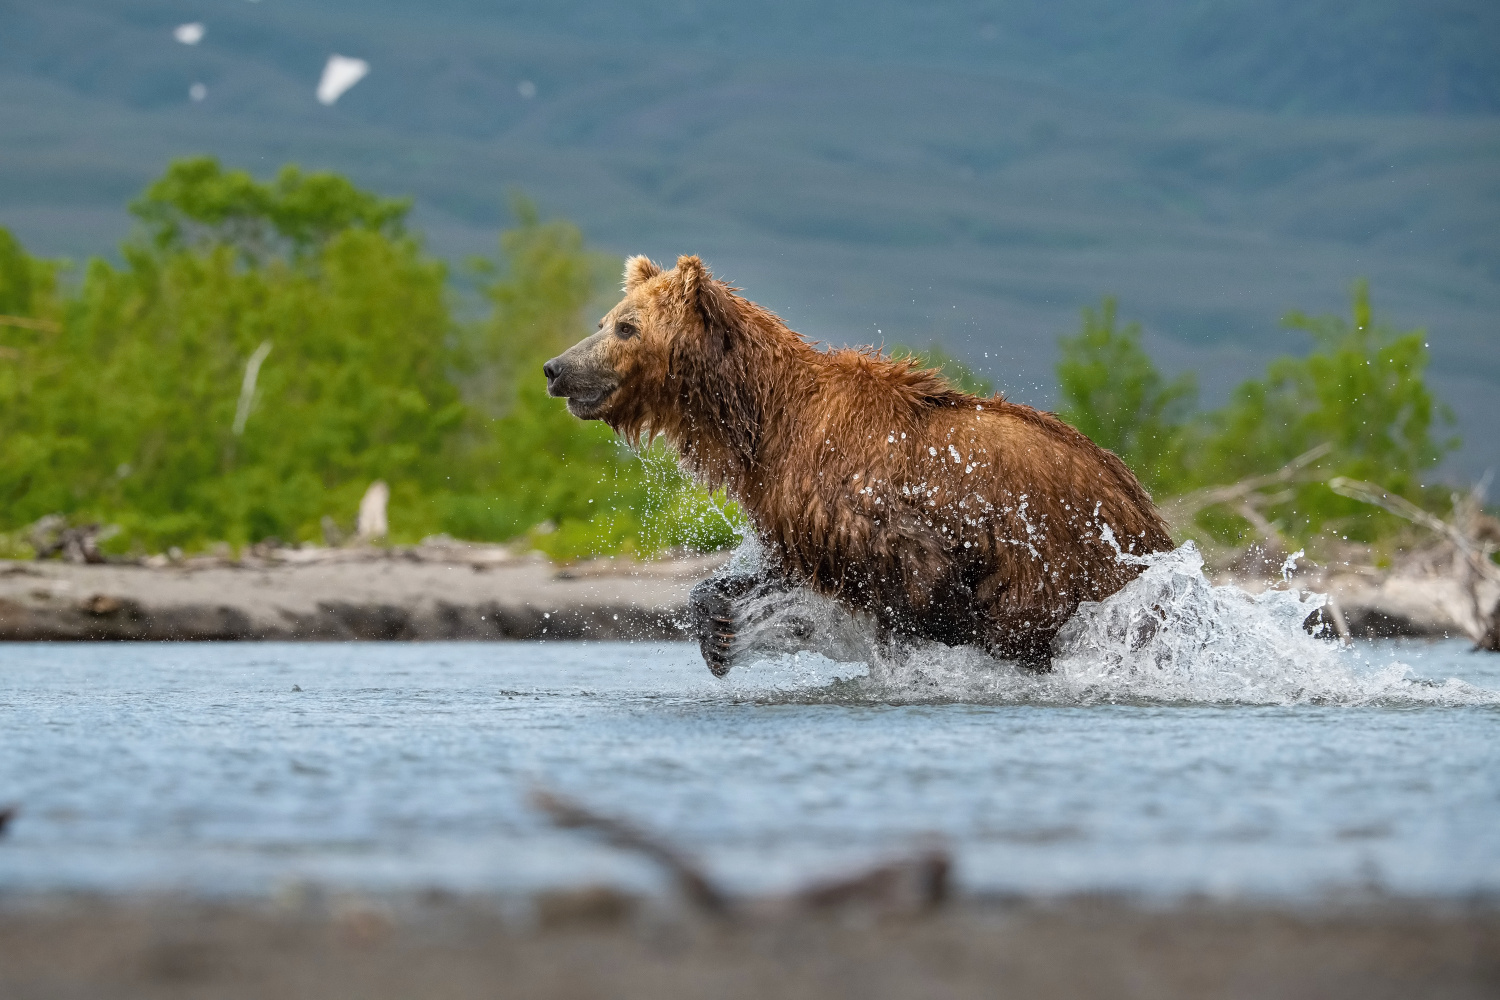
[1056,287,1459,549]
[0,159,742,559]
[0,157,1457,561]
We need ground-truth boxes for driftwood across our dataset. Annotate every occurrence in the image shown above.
[1159,446,1359,634]
[1161,443,1333,546]
[1329,476,1500,651]
[231,340,274,436]
[531,789,950,920]
[28,516,117,565]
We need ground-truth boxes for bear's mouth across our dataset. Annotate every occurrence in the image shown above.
[564,386,617,418]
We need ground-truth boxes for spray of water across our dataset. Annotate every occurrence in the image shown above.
[716,539,1497,707]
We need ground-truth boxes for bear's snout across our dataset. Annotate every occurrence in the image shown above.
[542,354,573,399]
[543,335,621,419]
[543,353,590,397]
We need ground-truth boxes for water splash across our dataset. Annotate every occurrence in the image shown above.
[718,536,885,668]
[721,540,1497,708]
[1046,541,1490,706]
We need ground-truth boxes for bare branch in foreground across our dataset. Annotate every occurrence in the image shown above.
[530,789,731,915]
[531,789,951,919]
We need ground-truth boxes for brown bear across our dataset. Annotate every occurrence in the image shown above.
[544,255,1175,674]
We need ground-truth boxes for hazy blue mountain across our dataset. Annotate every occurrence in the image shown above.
[2,0,1497,474]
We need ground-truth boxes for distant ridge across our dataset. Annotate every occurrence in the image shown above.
[1,0,1496,474]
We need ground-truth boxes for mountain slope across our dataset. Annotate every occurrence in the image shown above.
[1,0,1496,474]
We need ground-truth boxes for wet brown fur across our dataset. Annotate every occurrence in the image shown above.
[556,255,1175,659]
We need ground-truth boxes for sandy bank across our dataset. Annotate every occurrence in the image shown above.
[0,542,1482,642]
[0,546,726,641]
[0,893,1494,1000]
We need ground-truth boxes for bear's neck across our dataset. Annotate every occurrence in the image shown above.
[667,314,819,502]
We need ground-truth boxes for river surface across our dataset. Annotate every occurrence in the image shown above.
[3,630,1498,901]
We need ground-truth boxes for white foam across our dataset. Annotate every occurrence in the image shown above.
[722,540,1497,708]
[1048,542,1491,706]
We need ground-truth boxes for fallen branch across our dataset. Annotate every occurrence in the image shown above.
[1328,478,1493,565]
[1329,476,1500,651]
[791,848,950,914]
[29,516,117,564]
[530,789,730,915]
[531,788,950,919]
[1163,443,1333,543]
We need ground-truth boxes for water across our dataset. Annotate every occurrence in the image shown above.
[2,548,1498,902]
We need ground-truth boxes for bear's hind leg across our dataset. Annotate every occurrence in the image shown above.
[981,613,1060,674]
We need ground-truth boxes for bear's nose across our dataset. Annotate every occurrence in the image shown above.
[542,359,561,381]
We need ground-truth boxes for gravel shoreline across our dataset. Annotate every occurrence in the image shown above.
[0,548,1476,643]
[0,550,726,641]
[1,892,1495,999]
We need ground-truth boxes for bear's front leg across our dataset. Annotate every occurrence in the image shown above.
[688,554,820,676]
[688,575,743,676]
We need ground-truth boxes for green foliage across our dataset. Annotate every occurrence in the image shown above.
[1054,286,1457,544]
[2,218,457,550]
[1055,298,1197,495]
[1204,282,1451,482]
[0,228,37,316]
[1196,281,1455,539]
[462,195,614,416]
[0,160,744,558]
[132,156,410,260]
[0,529,33,560]
[889,342,994,397]
[0,227,58,319]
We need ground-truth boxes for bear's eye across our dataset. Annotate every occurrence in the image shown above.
[615,321,639,340]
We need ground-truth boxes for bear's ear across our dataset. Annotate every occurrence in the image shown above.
[675,255,737,334]
[623,255,662,291]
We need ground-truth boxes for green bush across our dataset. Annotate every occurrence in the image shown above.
[0,159,744,558]
[1054,284,1458,544]
[1196,281,1456,539]
[0,168,458,551]
[1055,298,1197,496]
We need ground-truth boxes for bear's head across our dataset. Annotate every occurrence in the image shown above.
[543,254,750,449]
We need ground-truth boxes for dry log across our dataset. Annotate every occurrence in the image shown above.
[1161,443,1333,545]
[1329,476,1500,651]
[28,516,116,565]
[357,481,390,542]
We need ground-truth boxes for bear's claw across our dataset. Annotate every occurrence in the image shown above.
[704,615,736,677]
[690,576,743,677]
